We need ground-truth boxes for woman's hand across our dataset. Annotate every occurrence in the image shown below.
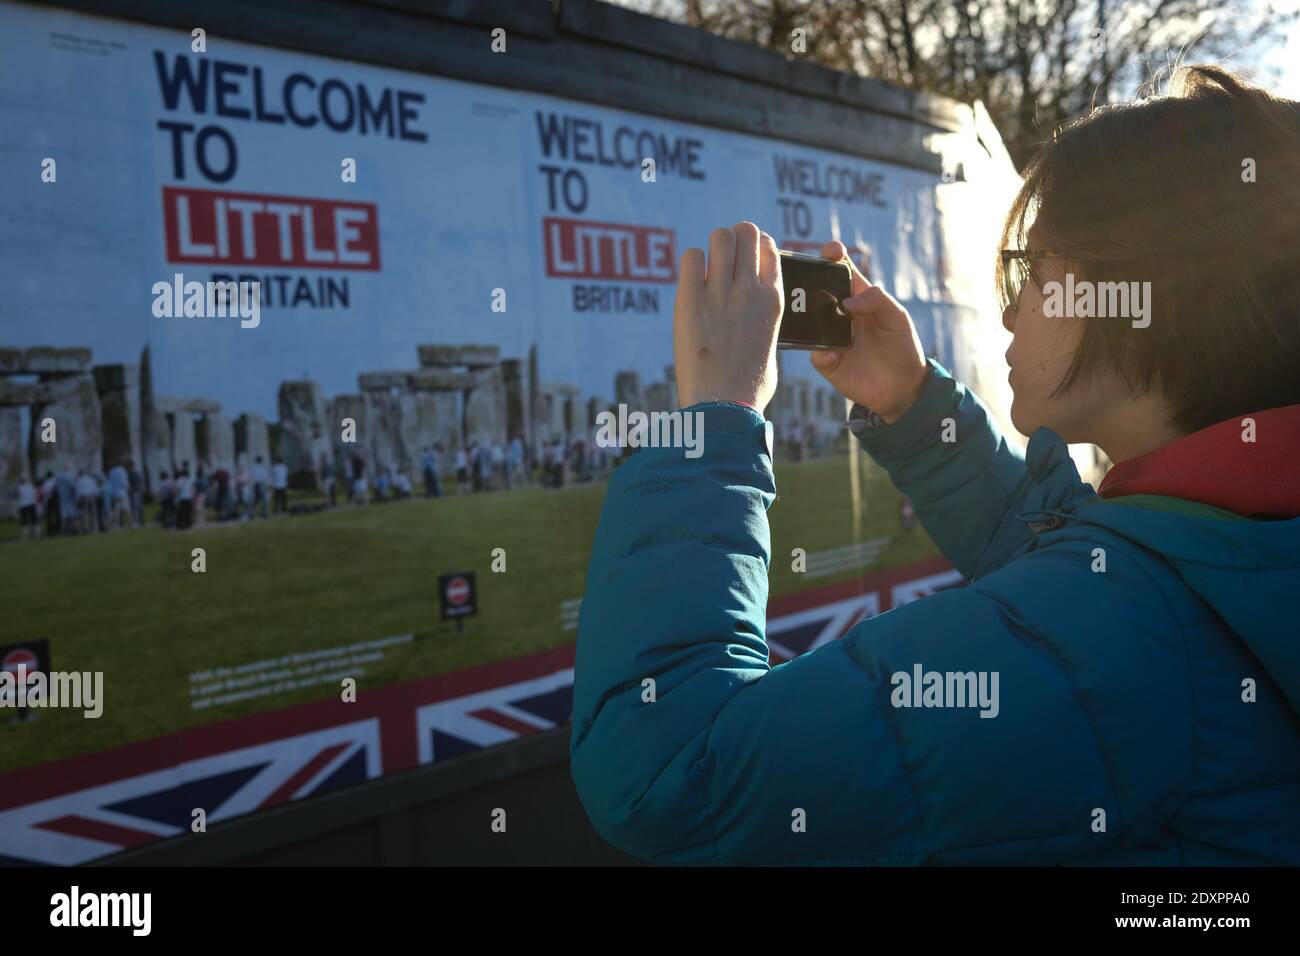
[674,222,782,411]
[809,240,929,423]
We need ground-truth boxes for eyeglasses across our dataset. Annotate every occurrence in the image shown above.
[999,250,1064,312]
[1000,249,1163,311]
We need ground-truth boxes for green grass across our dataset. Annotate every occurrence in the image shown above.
[0,450,935,772]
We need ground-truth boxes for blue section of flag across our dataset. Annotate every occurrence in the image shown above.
[430,730,479,762]
[772,620,826,656]
[510,685,573,725]
[104,763,271,828]
[310,749,368,797]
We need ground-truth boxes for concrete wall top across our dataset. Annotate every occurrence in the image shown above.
[45,0,975,172]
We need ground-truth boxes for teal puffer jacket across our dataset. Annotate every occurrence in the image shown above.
[571,360,1300,865]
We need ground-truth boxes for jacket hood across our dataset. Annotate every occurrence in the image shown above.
[1023,417,1300,719]
[1078,501,1300,718]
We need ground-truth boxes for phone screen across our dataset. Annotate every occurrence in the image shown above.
[777,251,854,350]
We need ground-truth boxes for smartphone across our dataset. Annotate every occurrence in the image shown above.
[777,250,854,350]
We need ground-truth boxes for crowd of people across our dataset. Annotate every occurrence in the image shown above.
[9,422,844,540]
[348,434,610,506]
[11,456,282,538]
[164,455,283,526]
[15,462,144,539]
[8,433,615,539]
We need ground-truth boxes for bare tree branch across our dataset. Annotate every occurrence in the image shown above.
[639,0,1294,165]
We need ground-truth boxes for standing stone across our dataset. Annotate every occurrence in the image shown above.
[534,390,554,442]
[234,413,270,470]
[141,405,170,484]
[645,383,673,414]
[363,390,401,475]
[527,344,543,457]
[139,346,169,491]
[793,379,811,422]
[409,391,457,471]
[778,383,796,421]
[537,385,563,440]
[167,408,198,472]
[409,368,474,391]
[460,346,501,370]
[278,380,330,485]
[395,391,436,475]
[501,358,530,444]
[0,407,25,517]
[585,396,610,432]
[268,423,283,463]
[357,370,414,391]
[822,387,843,421]
[546,384,579,439]
[93,363,142,473]
[198,412,235,471]
[463,366,506,450]
[329,394,371,480]
[20,346,92,376]
[663,365,677,409]
[0,379,64,407]
[417,344,500,368]
[29,374,103,479]
[431,391,462,455]
[417,345,457,367]
[614,371,642,414]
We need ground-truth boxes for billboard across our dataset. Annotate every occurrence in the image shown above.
[0,0,1011,864]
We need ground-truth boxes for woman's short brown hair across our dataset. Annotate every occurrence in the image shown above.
[996,64,1300,435]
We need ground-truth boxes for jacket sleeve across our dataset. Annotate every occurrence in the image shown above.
[569,399,1189,865]
[856,359,1034,580]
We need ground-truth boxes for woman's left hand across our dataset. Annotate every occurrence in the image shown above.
[673,221,783,411]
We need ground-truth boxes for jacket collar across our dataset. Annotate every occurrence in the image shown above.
[1096,405,1300,518]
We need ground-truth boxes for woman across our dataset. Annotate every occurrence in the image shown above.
[571,65,1300,865]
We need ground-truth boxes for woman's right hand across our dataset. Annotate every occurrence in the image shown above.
[808,240,930,424]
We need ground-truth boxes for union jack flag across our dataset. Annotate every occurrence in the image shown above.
[0,558,960,866]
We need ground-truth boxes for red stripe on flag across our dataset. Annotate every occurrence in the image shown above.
[258,743,351,809]
[35,815,160,849]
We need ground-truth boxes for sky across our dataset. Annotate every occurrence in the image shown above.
[1263,10,1300,97]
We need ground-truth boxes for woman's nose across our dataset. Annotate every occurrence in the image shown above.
[1001,305,1016,333]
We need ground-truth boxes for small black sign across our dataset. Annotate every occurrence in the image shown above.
[438,572,478,621]
[1,639,51,716]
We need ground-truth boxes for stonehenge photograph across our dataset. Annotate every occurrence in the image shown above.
[2,340,849,530]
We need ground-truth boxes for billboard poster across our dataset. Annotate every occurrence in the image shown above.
[0,1,1005,863]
